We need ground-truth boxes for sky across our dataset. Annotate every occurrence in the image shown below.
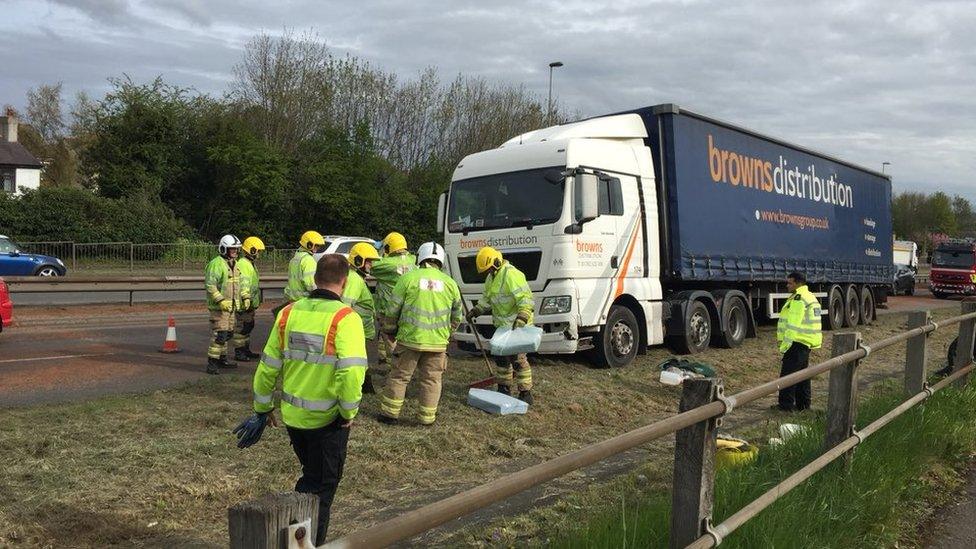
[2,0,974,201]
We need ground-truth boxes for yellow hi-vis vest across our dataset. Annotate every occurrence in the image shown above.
[285,250,317,302]
[342,268,376,340]
[481,262,534,328]
[777,285,823,352]
[252,292,368,429]
[385,265,462,352]
[238,256,260,309]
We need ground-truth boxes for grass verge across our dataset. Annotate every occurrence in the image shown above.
[550,378,976,548]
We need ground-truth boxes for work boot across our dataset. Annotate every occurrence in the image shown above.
[362,375,376,394]
[219,356,238,369]
[518,390,534,405]
[497,384,511,396]
[234,347,253,362]
[206,358,220,375]
[377,414,398,425]
[243,345,260,360]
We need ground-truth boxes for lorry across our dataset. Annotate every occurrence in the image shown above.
[929,239,976,298]
[892,240,918,271]
[439,104,893,367]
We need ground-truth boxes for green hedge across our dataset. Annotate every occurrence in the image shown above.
[0,186,193,243]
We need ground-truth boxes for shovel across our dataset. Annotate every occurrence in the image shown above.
[461,299,496,389]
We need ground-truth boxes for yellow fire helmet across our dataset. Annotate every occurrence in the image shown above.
[475,246,503,273]
[382,232,408,255]
[299,230,325,252]
[242,236,266,257]
[348,242,380,269]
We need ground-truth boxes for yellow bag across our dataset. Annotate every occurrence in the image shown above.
[716,435,758,469]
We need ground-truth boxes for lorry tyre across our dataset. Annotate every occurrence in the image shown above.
[672,300,711,355]
[843,285,861,327]
[906,285,915,296]
[592,305,640,367]
[825,286,845,330]
[715,295,748,348]
[933,291,947,300]
[859,286,876,325]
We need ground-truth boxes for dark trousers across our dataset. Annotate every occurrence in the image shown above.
[287,420,351,543]
[778,342,812,410]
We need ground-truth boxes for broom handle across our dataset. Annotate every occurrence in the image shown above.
[461,298,495,378]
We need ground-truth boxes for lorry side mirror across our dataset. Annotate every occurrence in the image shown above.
[436,192,447,232]
[575,173,600,224]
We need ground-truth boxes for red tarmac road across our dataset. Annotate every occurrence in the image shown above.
[0,292,959,408]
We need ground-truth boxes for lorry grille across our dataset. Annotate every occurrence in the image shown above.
[457,250,542,284]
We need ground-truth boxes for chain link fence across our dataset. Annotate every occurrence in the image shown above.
[17,241,299,275]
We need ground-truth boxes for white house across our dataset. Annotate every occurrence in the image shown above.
[0,110,42,195]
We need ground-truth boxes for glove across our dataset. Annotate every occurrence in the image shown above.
[242,297,252,310]
[232,412,269,449]
[466,306,484,324]
[513,312,530,329]
[219,299,233,312]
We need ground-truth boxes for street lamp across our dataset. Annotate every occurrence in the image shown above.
[882,162,891,174]
[548,61,563,124]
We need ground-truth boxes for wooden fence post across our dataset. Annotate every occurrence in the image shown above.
[825,332,860,468]
[904,311,929,396]
[229,492,319,549]
[670,378,720,549]
[953,299,976,389]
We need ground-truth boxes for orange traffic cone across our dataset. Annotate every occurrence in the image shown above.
[159,316,182,353]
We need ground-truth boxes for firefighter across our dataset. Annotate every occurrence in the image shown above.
[372,232,416,367]
[344,242,379,393]
[774,271,822,411]
[285,231,326,302]
[205,235,249,375]
[234,253,368,543]
[379,242,462,425]
[465,246,535,404]
[234,236,265,362]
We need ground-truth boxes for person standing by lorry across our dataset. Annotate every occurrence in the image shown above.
[285,230,326,302]
[465,246,535,404]
[233,254,367,544]
[205,235,248,375]
[379,242,462,425]
[774,271,822,411]
[372,232,417,367]
[234,236,265,362]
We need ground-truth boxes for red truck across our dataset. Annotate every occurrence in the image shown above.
[0,277,11,331]
[930,239,976,299]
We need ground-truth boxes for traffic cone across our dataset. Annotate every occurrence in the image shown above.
[159,316,181,353]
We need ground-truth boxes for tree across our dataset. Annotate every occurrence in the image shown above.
[925,192,957,235]
[952,195,976,236]
[26,83,66,142]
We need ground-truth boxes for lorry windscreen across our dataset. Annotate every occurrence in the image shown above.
[448,167,564,233]
[933,250,976,268]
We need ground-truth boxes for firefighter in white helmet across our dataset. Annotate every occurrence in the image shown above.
[205,235,249,374]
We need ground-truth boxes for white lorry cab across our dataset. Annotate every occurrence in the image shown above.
[439,105,893,367]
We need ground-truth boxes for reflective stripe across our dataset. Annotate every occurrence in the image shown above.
[402,317,453,330]
[512,284,531,295]
[282,391,337,411]
[339,400,360,410]
[261,354,283,369]
[786,324,820,334]
[336,357,368,369]
[289,331,325,352]
[402,304,453,319]
[282,349,338,365]
[254,392,273,404]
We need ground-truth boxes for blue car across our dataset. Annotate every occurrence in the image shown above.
[0,235,66,276]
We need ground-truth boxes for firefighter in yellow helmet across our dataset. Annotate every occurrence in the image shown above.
[372,232,416,367]
[285,231,326,303]
[345,242,380,393]
[465,246,535,404]
[234,236,265,361]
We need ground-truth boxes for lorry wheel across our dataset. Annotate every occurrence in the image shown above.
[825,286,845,330]
[843,285,861,327]
[906,286,915,296]
[859,287,876,325]
[715,296,748,348]
[592,305,640,367]
[933,291,947,300]
[671,300,712,355]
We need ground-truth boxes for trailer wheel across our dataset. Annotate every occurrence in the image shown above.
[860,287,876,325]
[671,300,712,355]
[591,305,640,367]
[715,295,748,348]
[843,285,861,327]
[825,286,845,330]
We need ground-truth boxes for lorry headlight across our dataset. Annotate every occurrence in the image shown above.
[540,295,572,315]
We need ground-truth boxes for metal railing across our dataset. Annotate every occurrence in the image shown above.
[6,275,288,306]
[17,241,299,274]
[226,301,976,548]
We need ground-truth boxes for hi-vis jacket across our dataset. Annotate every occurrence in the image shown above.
[342,268,376,340]
[481,262,534,328]
[372,252,416,312]
[238,256,260,309]
[285,250,317,302]
[777,284,823,352]
[205,256,248,311]
[384,265,462,352]
[252,289,368,429]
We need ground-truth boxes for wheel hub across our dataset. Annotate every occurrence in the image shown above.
[690,312,710,347]
[610,321,634,357]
